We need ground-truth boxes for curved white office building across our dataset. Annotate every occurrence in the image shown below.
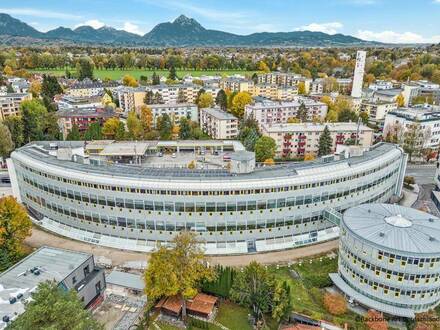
[8,140,407,255]
[331,204,440,318]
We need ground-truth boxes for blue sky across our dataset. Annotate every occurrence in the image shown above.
[1,0,440,43]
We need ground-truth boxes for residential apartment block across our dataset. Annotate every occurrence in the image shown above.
[199,107,239,139]
[249,84,298,101]
[220,77,253,93]
[360,100,398,123]
[0,92,32,120]
[261,122,374,158]
[67,79,118,98]
[136,103,198,126]
[0,246,105,328]
[244,97,328,130]
[257,72,312,92]
[57,107,116,139]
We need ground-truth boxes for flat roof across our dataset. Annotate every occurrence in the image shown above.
[263,122,373,133]
[0,247,91,327]
[100,142,152,156]
[201,107,237,120]
[106,270,144,291]
[342,204,440,255]
[14,141,401,181]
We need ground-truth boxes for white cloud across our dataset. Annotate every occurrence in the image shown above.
[122,22,144,35]
[295,22,343,35]
[0,7,80,20]
[75,20,105,29]
[357,30,440,44]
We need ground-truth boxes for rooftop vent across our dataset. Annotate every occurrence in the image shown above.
[429,218,434,222]
[379,232,385,237]
[9,297,16,304]
[429,236,436,242]
[2,316,10,323]
[17,293,23,300]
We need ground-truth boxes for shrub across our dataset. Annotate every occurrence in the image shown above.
[323,292,347,315]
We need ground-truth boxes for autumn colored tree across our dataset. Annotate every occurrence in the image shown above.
[196,92,214,109]
[102,117,125,140]
[365,310,388,330]
[122,74,138,87]
[127,111,143,140]
[287,117,300,123]
[298,81,306,95]
[396,93,405,107]
[144,231,216,319]
[304,153,316,161]
[139,105,154,134]
[323,292,347,315]
[0,196,32,258]
[231,91,252,118]
[0,123,14,158]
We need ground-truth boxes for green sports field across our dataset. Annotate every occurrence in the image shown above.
[30,68,256,80]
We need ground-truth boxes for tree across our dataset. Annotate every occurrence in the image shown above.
[287,117,300,123]
[0,123,14,158]
[3,116,24,148]
[179,117,192,140]
[215,89,228,111]
[144,231,215,319]
[338,109,358,122]
[304,153,316,161]
[396,93,405,107]
[197,92,214,109]
[151,71,160,85]
[76,58,94,80]
[84,122,102,141]
[364,309,388,330]
[139,105,154,134]
[66,124,81,141]
[20,99,48,143]
[318,126,333,156]
[255,136,276,162]
[168,66,177,80]
[0,196,32,258]
[8,281,102,330]
[323,292,347,315]
[271,281,292,323]
[263,158,275,166]
[238,117,261,152]
[251,72,259,84]
[41,75,62,101]
[122,74,138,87]
[29,80,42,98]
[153,92,164,104]
[177,89,186,103]
[231,92,252,118]
[127,111,143,140]
[102,118,125,140]
[296,102,308,122]
[144,90,154,105]
[157,114,173,140]
[298,81,306,95]
[258,61,270,73]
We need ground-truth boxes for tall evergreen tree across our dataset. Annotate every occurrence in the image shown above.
[215,89,228,111]
[84,122,103,141]
[66,124,81,141]
[168,66,177,80]
[296,102,308,122]
[144,90,154,105]
[318,125,333,156]
[157,114,173,140]
[177,89,186,103]
[151,71,160,85]
[153,92,164,104]
[179,117,191,140]
[76,58,94,80]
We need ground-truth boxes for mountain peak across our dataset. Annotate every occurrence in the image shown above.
[173,15,203,29]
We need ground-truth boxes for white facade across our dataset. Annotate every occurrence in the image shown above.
[261,122,374,158]
[351,51,367,98]
[0,93,32,120]
[244,97,328,130]
[200,108,239,139]
[143,103,198,126]
[361,100,398,122]
[383,107,440,148]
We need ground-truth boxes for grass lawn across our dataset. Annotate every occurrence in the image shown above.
[29,68,256,80]
[269,257,369,329]
[216,301,253,330]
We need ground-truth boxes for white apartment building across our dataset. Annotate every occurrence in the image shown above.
[383,106,440,149]
[199,107,239,139]
[117,87,146,114]
[310,79,324,95]
[0,92,32,120]
[56,95,103,110]
[244,97,328,130]
[351,50,367,98]
[368,80,394,91]
[136,103,198,126]
[257,73,312,92]
[361,100,398,122]
[262,122,374,158]
[67,79,118,98]
[148,83,220,105]
[402,84,421,107]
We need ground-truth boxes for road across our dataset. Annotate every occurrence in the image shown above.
[405,164,436,185]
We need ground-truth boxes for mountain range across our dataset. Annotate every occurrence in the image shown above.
[0,13,375,47]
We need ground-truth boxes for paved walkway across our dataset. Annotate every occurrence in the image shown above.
[25,226,338,268]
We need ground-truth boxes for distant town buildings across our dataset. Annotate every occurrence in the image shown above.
[199,107,239,139]
[261,122,373,158]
